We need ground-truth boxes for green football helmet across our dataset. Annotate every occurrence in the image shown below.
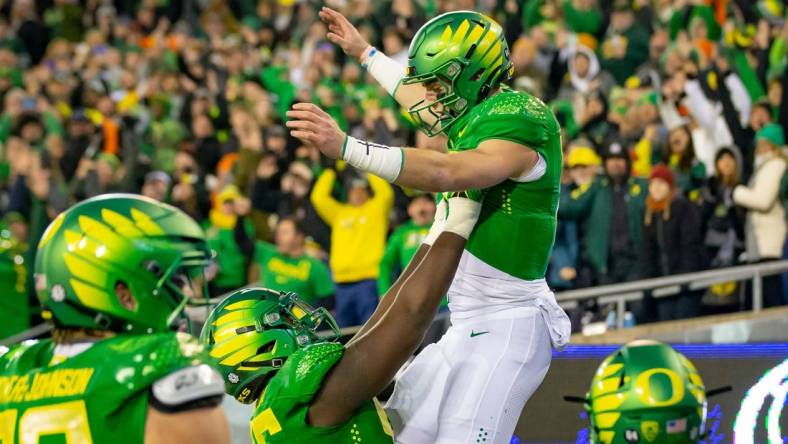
[402,10,513,136]
[200,288,340,404]
[586,340,707,444]
[34,194,212,334]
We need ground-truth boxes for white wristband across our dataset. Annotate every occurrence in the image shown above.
[365,49,406,96]
[341,136,403,182]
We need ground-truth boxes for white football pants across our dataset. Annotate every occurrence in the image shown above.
[385,306,553,444]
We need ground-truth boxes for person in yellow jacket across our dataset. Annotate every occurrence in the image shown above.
[311,167,394,326]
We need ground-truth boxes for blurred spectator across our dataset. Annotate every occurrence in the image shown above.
[0,213,31,340]
[378,193,435,295]
[664,124,706,198]
[699,147,746,312]
[248,217,335,309]
[557,44,615,104]
[311,168,393,327]
[205,185,251,296]
[641,164,704,321]
[141,171,171,202]
[599,0,649,85]
[559,141,646,287]
[732,123,787,307]
[549,143,600,289]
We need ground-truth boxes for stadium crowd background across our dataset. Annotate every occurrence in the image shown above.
[0,0,786,338]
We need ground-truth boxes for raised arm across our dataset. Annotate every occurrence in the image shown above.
[286,103,538,192]
[309,169,342,225]
[318,7,426,111]
[308,196,479,427]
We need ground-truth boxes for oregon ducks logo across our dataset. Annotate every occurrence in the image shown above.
[641,420,659,442]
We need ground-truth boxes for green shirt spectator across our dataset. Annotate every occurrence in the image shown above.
[377,194,435,295]
[250,217,335,307]
[0,215,30,340]
[599,3,649,85]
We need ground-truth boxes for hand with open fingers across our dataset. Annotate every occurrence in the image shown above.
[318,6,370,59]
[286,102,346,159]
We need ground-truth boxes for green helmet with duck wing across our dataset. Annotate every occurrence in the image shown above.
[34,194,212,334]
[402,10,513,136]
[200,288,340,403]
[586,340,707,444]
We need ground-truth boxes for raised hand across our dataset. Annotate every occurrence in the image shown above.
[285,103,346,159]
[318,7,370,59]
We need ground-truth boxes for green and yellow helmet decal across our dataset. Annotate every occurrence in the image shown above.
[200,288,340,404]
[402,10,513,136]
[587,340,707,444]
[34,194,211,334]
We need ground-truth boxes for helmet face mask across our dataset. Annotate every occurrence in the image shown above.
[403,61,469,136]
[34,194,212,335]
[201,288,340,404]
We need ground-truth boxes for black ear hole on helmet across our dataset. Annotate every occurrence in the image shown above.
[425,51,437,57]
[618,371,626,388]
[257,341,275,355]
[235,325,256,334]
[472,20,485,27]
[465,44,477,59]
[471,67,485,81]
[144,260,163,278]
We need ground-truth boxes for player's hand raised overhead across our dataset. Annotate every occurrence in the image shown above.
[286,102,345,159]
[318,6,369,59]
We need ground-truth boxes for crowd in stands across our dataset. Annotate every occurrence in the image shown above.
[0,0,786,338]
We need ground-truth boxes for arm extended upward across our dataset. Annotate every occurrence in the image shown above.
[308,197,479,426]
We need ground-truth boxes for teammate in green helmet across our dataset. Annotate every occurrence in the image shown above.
[0,194,230,444]
[586,340,707,444]
[286,7,571,443]
[201,194,482,444]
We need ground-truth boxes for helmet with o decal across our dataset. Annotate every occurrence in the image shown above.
[586,340,707,444]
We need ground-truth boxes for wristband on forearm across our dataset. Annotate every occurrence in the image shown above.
[360,46,406,96]
[341,135,404,182]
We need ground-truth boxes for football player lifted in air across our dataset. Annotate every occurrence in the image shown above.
[0,194,230,444]
[286,7,572,443]
[201,194,482,443]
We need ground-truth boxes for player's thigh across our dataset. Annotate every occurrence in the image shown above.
[385,333,458,443]
[436,311,552,443]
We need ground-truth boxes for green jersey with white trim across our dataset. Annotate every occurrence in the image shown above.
[446,87,562,280]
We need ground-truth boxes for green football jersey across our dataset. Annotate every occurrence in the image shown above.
[0,332,218,444]
[250,342,393,444]
[446,87,562,280]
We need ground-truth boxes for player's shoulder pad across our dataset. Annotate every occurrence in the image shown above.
[274,342,344,402]
[482,90,550,118]
[0,340,46,372]
[150,364,225,413]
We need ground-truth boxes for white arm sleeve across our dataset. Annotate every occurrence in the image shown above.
[365,49,407,97]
